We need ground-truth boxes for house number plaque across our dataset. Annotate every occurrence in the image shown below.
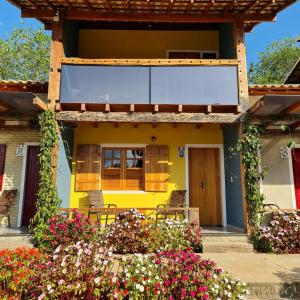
[16,144,25,157]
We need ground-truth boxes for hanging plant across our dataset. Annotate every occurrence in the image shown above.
[29,109,61,246]
[233,118,267,231]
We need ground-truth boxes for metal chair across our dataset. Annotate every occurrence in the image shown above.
[87,190,117,227]
[156,190,187,224]
[259,203,280,225]
[0,190,17,228]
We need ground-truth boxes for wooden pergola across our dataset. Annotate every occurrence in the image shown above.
[248,84,300,131]
[7,0,297,32]
[0,81,48,126]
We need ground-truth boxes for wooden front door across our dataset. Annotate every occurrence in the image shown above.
[22,146,40,226]
[292,149,300,209]
[188,148,222,225]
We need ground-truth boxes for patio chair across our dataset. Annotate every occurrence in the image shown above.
[0,189,17,228]
[259,203,280,225]
[87,190,117,227]
[156,190,187,224]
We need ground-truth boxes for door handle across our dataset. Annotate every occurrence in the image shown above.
[199,181,204,189]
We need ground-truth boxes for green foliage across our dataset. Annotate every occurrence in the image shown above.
[234,120,266,231]
[248,37,300,84]
[0,27,50,81]
[29,110,60,246]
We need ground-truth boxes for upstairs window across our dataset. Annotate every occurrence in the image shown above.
[167,50,218,59]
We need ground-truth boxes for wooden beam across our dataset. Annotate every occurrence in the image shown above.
[80,103,86,112]
[130,104,135,113]
[280,100,300,114]
[105,103,110,113]
[249,99,264,114]
[224,0,238,13]
[291,121,300,131]
[56,112,240,123]
[21,9,276,22]
[48,14,64,109]
[33,96,48,111]
[61,57,239,66]
[242,0,260,14]
[55,103,62,112]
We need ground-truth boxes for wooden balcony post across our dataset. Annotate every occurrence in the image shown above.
[48,14,64,110]
[234,19,249,112]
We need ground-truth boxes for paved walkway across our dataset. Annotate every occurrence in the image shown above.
[202,253,300,299]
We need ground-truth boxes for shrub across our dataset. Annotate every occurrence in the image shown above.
[101,209,150,254]
[148,219,202,253]
[113,250,249,299]
[40,209,96,252]
[0,247,48,299]
[257,210,300,253]
[35,242,114,299]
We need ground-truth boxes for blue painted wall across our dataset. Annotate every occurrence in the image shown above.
[56,125,74,208]
[223,124,244,229]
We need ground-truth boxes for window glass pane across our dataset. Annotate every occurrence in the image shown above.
[127,149,144,158]
[112,160,121,168]
[135,159,143,168]
[104,149,112,158]
[114,150,121,158]
[126,160,134,168]
[104,160,112,168]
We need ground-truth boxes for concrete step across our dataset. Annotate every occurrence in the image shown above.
[202,234,249,243]
[202,241,253,253]
[0,235,33,249]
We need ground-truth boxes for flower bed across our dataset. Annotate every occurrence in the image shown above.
[0,245,249,299]
[101,209,202,254]
[256,210,300,253]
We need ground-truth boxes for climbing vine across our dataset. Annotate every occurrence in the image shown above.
[29,109,61,245]
[234,119,266,231]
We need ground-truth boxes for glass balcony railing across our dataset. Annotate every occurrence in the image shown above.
[60,64,239,105]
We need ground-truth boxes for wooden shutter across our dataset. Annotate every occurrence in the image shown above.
[0,144,6,191]
[75,145,101,192]
[145,145,169,192]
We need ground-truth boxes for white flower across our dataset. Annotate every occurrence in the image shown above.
[112,277,117,283]
[94,277,101,284]
[58,279,64,285]
[38,293,46,300]
[227,292,232,298]
[47,284,52,291]
[62,269,67,274]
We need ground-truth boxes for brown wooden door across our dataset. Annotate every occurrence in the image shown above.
[188,148,222,226]
[22,146,40,226]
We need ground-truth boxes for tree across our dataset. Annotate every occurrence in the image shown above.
[0,27,50,82]
[248,37,300,84]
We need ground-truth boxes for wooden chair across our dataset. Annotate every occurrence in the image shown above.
[87,190,117,227]
[0,190,17,228]
[156,190,187,224]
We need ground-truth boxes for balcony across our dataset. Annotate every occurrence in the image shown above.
[59,58,239,107]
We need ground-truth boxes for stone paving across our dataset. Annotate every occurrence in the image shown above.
[202,253,300,299]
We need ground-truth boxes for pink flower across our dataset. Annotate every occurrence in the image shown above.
[164,280,171,287]
[198,286,208,292]
[190,291,196,297]
[182,274,188,282]
[181,288,186,298]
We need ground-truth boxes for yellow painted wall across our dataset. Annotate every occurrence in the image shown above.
[70,123,223,211]
[79,29,219,58]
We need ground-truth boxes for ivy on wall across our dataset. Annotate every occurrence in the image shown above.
[29,110,61,245]
[234,119,266,231]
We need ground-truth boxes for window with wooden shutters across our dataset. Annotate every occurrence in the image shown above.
[102,148,144,191]
[75,145,101,191]
[0,144,6,192]
[145,145,169,192]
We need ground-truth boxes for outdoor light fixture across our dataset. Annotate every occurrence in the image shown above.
[53,11,60,22]
[151,136,157,142]
[178,146,185,157]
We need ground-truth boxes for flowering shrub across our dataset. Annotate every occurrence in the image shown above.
[101,209,150,254]
[36,241,114,299]
[113,250,249,299]
[0,247,48,299]
[148,219,202,253]
[257,210,300,253]
[40,209,96,252]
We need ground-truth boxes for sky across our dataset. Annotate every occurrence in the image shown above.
[0,0,299,66]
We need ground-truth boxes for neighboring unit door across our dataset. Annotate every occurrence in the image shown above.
[292,148,300,209]
[22,146,40,226]
[188,148,222,226]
